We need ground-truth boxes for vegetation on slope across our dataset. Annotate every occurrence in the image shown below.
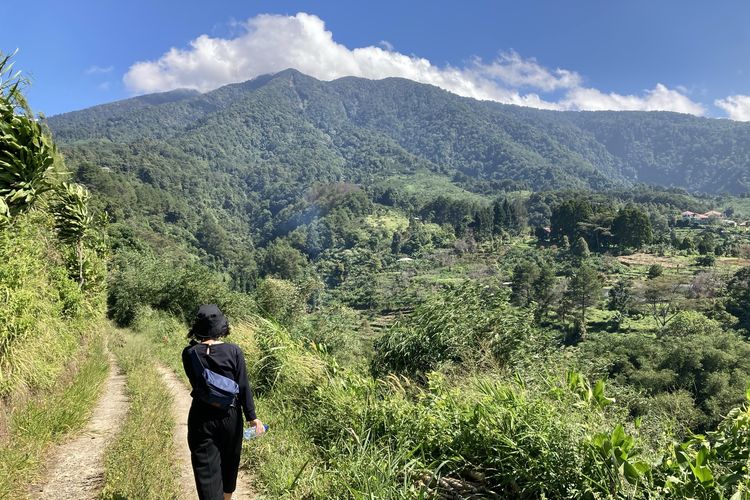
[9,51,750,498]
[139,286,750,498]
[0,52,109,497]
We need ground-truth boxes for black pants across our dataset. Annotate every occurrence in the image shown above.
[187,401,243,500]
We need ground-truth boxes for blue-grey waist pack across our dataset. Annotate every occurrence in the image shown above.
[189,346,239,408]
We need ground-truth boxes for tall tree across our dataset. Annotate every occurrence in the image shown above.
[51,182,95,287]
[612,204,653,249]
[572,237,591,259]
[532,260,557,322]
[726,266,750,333]
[550,198,592,244]
[607,279,634,315]
[640,278,684,330]
[564,263,602,339]
[511,261,540,307]
[492,199,506,235]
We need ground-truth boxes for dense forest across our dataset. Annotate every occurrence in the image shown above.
[6,59,750,498]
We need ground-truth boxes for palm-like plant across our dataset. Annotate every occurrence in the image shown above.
[0,51,57,216]
[51,182,94,287]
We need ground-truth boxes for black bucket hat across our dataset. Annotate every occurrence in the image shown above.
[190,304,228,339]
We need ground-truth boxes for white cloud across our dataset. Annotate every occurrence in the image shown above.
[378,40,394,51]
[470,50,581,92]
[85,65,113,75]
[123,12,705,115]
[715,95,750,121]
[562,84,706,115]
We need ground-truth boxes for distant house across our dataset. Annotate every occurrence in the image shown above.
[681,211,698,223]
[680,210,723,225]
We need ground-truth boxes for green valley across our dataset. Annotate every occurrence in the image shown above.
[7,54,750,499]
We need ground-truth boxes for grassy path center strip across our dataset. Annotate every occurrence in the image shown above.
[101,333,181,500]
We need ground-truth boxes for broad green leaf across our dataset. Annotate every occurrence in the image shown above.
[611,424,625,447]
[690,463,714,485]
[623,461,644,485]
[696,446,709,467]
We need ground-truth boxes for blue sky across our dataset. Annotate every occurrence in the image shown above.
[3,1,750,119]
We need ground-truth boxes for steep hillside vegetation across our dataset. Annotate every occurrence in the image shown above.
[0,54,110,496]
[12,60,750,499]
[49,69,750,197]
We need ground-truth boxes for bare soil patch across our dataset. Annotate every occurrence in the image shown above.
[617,253,683,268]
[618,253,750,269]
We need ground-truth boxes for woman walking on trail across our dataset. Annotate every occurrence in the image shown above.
[182,304,265,500]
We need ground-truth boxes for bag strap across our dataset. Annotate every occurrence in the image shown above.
[189,346,207,378]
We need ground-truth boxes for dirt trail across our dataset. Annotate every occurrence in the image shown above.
[30,359,128,499]
[157,365,255,500]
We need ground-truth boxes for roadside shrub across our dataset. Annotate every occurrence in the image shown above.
[371,281,544,378]
[107,250,255,326]
[647,264,664,279]
[0,213,101,398]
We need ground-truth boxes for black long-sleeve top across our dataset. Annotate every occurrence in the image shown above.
[182,341,257,422]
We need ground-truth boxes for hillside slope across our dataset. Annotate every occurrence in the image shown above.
[49,69,750,196]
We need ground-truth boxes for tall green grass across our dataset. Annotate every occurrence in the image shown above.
[136,303,750,498]
[101,332,180,500]
[0,212,104,400]
[0,198,108,499]
[0,327,109,498]
[135,307,329,497]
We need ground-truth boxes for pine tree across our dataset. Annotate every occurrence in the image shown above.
[572,237,591,259]
[564,263,602,339]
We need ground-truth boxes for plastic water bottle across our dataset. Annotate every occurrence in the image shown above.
[243,424,269,440]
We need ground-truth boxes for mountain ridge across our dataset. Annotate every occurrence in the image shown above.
[48,69,750,195]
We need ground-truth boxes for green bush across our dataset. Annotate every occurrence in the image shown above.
[254,277,305,325]
[372,281,544,378]
[107,250,255,326]
[293,305,366,366]
[580,328,750,431]
[0,213,102,397]
[647,264,664,279]
[660,311,723,338]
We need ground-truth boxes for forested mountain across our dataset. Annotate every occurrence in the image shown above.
[49,69,750,199]
[43,69,750,281]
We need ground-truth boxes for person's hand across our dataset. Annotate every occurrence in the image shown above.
[250,418,265,435]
